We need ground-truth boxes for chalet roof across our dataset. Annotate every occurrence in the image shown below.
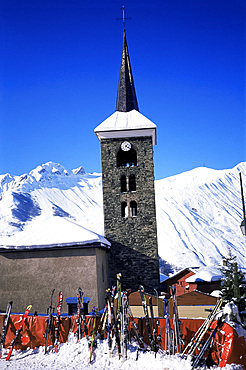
[0,217,110,250]
[163,267,199,283]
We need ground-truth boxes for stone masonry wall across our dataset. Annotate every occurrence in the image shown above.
[101,136,159,292]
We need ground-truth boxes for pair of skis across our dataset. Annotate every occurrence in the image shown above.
[170,285,183,354]
[139,285,159,353]
[120,291,129,361]
[162,286,183,355]
[44,288,55,353]
[76,288,88,342]
[105,286,122,359]
[53,291,63,353]
[44,289,63,354]
[163,296,174,354]
[75,287,89,343]
[5,304,32,361]
[89,306,98,363]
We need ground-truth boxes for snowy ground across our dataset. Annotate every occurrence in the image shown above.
[0,334,243,370]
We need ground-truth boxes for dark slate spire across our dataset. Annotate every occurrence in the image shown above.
[115,31,139,112]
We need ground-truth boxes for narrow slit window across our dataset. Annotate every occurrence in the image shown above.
[121,202,128,218]
[129,174,136,191]
[130,201,137,217]
[121,175,127,192]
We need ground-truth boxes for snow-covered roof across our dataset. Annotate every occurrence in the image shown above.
[94,110,157,145]
[186,266,222,283]
[0,217,110,250]
[166,267,199,280]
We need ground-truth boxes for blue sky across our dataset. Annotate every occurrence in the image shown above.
[1,0,245,180]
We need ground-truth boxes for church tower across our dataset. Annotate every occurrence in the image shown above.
[94,30,159,292]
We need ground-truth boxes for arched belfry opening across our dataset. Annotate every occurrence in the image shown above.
[130,201,137,217]
[121,201,128,218]
[117,147,137,167]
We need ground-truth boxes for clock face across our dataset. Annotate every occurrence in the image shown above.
[121,141,131,152]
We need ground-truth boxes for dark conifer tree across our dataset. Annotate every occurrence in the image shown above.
[220,251,246,326]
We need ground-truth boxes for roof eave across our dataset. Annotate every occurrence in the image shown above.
[95,127,156,146]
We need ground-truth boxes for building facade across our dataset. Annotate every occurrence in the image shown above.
[0,217,110,313]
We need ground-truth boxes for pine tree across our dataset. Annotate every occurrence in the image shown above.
[220,252,246,326]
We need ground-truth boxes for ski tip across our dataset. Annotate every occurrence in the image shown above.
[26,305,32,311]
[6,348,13,361]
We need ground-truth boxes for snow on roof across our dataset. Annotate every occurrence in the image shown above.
[186,266,222,283]
[0,217,110,250]
[166,267,200,280]
[94,110,157,145]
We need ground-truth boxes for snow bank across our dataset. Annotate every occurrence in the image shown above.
[0,334,242,370]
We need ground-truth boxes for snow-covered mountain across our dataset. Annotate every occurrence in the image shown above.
[0,161,245,271]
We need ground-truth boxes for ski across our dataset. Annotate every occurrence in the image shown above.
[6,304,32,361]
[0,301,13,359]
[110,285,121,359]
[106,290,113,358]
[154,288,163,349]
[80,287,89,341]
[53,291,63,353]
[139,285,155,351]
[76,288,82,342]
[115,273,122,357]
[44,289,55,354]
[89,306,98,363]
[121,291,128,361]
[116,273,122,316]
[96,307,107,340]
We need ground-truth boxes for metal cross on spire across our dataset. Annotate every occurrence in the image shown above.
[116,6,131,31]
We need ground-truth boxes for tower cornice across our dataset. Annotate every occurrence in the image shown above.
[94,110,157,145]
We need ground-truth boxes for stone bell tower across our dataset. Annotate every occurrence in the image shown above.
[94,30,159,292]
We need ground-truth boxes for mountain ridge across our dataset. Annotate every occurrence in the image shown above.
[0,161,245,271]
